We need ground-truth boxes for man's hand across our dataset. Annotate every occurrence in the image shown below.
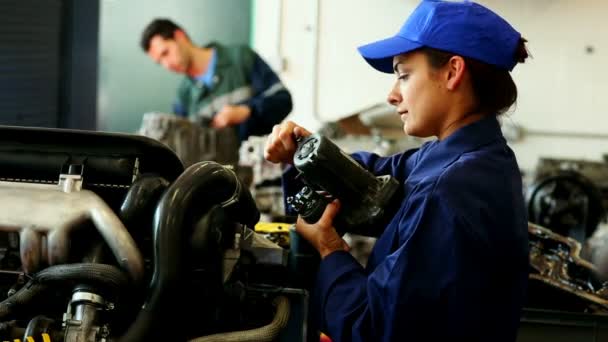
[211,104,251,128]
[264,120,312,165]
[296,199,350,259]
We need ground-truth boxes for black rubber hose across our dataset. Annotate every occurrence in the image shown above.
[0,282,46,320]
[35,263,128,290]
[120,174,170,231]
[0,263,128,320]
[118,161,260,342]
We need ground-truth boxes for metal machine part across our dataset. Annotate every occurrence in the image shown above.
[0,161,290,342]
[533,157,608,202]
[527,169,604,243]
[239,135,285,220]
[528,222,608,313]
[288,133,400,236]
[222,226,289,284]
[63,289,111,342]
[138,112,240,167]
[0,181,143,283]
[59,165,84,193]
[287,186,328,224]
[239,136,283,185]
[0,124,299,342]
[239,227,288,266]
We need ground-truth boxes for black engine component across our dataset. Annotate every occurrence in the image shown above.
[287,133,400,236]
[527,170,604,243]
[0,125,293,342]
[119,161,260,342]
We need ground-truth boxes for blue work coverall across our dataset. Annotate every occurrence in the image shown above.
[286,115,529,341]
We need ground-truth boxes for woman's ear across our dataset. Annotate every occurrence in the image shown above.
[445,56,466,91]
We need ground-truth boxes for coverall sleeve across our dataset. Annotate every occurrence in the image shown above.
[350,147,420,180]
[239,49,293,139]
[314,192,484,342]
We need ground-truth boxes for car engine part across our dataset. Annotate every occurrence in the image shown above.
[527,222,608,313]
[0,125,295,342]
[287,133,400,237]
[527,169,604,243]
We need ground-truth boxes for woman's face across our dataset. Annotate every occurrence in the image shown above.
[387,51,448,138]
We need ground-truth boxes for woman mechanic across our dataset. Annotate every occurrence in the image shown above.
[265,1,530,341]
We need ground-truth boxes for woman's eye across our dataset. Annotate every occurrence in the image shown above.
[398,74,409,81]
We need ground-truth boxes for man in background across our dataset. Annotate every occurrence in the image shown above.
[140,18,292,143]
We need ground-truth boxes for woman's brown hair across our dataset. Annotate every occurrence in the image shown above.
[421,38,529,116]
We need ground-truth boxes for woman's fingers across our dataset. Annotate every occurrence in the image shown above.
[264,121,307,164]
[264,125,285,163]
[278,122,297,155]
[318,199,341,230]
[294,126,312,138]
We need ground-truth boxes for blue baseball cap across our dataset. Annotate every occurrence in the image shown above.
[358,0,521,73]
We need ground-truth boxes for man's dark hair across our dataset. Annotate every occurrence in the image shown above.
[140,18,185,52]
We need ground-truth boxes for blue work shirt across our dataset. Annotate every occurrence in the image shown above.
[195,48,217,88]
[173,49,217,116]
[294,115,529,341]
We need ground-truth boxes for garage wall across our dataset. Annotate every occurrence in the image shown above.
[0,0,62,128]
[252,0,608,173]
[98,0,251,133]
[0,0,99,130]
[251,0,322,132]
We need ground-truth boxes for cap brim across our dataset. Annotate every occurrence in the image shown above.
[357,36,423,73]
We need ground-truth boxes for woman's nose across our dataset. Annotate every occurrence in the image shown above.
[387,81,402,106]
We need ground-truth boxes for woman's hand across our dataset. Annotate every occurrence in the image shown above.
[295,199,350,259]
[264,121,312,165]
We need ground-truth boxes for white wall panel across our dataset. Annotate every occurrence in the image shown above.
[253,0,608,172]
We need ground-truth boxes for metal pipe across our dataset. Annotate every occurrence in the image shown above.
[0,183,144,284]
